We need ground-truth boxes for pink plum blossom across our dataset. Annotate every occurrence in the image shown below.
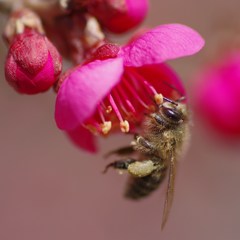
[5,28,62,94]
[193,50,240,137]
[87,0,149,33]
[55,24,204,152]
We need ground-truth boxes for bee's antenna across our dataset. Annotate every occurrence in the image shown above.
[176,96,186,102]
[145,80,186,107]
[160,80,187,104]
[163,96,178,106]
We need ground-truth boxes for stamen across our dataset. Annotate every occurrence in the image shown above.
[108,94,123,122]
[122,76,149,109]
[97,105,112,134]
[106,105,112,114]
[97,105,106,123]
[101,102,112,114]
[143,79,158,95]
[154,93,163,105]
[112,90,129,116]
[116,85,136,114]
[128,69,164,105]
[136,76,176,106]
[83,122,101,135]
[126,69,155,103]
[120,120,130,133]
[85,67,170,135]
[108,95,130,133]
[100,121,112,134]
[142,80,164,105]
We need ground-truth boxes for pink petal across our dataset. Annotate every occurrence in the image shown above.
[121,24,205,67]
[66,125,97,153]
[55,58,124,130]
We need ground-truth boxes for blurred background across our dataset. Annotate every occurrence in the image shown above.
[1,0,240,240]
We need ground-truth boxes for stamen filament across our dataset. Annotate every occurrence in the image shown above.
[112,89,129,116]
[125,70,153,103]
[95,105,111,134]
[128,69,164,105]
[122,77,149,109]
[108,94,130,133]
[84,67,168,135]
[116,85,136,113]
[108,94,124,122]
[101,102,112,114]
[97,105,106,123]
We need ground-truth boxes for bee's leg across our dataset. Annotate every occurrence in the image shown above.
[103,158,156,178]
[137,136,154,149]
[104,146,135,158]
[103,158,136,173]
[133,135,156,152]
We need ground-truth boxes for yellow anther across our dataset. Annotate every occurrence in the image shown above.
[154,93,163,105]
[101,121,112,135]
[120,120,130,133]
[106,105,112,114]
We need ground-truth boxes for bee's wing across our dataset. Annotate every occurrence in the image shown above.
[161,152,177,230]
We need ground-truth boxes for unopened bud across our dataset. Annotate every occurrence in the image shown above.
[5,29,62,94]
[88,0,148,33]
[3,8,44,45]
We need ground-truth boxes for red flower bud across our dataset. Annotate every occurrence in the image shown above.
[193,50,240,137]
[3,8,44,45]
[87,0,149,33]
[5,29,62,94]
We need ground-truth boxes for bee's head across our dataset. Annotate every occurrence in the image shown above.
[162,100,187,121]
[151,97,188,127]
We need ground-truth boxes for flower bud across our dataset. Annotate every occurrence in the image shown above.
[5,29,62,94]
[193,50,240,137]
[3,8,44,45]
[87,0,149,33]
[45,13,104,64]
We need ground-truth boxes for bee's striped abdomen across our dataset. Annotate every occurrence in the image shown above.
[125,167,166,199]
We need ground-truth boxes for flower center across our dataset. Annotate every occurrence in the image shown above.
[83,66,171,135]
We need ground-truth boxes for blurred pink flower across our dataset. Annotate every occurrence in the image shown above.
[5,29,62,94]
[87,0,149,33]
[55,24,204,152]
[193,50,240,137]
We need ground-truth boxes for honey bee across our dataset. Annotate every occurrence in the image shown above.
[103,95,190,229]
